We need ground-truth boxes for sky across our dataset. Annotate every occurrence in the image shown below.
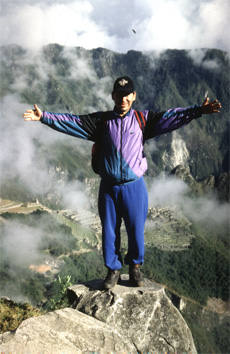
[0,0,229,53]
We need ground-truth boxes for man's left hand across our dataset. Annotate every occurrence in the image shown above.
[202,97,221,114]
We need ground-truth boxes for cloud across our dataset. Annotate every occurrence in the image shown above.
[0,0,229,53]
[61,47,97,81]
[1,221,43,267]
[148,175,229,227]
[60,47,113,110]
[149,174,189,206]
[0,94,89,207]
[186,48,227,71]
[0,1,115,51]
[0,43,114,208]
[59,180,88,210]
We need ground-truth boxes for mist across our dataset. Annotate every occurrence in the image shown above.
[148,174,229,228]
[0,94,88,202]
[0,44,113,204]
[1,221,46,268]
[0,211,77,302]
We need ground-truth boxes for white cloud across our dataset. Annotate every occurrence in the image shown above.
[61,47,97,81]
[0,1,115,51]
[0,0,229,53]
[148,175,229,227]
[1,222,43,267]
[60,180,88,210]
[148,174,189,206]
[186,48,227,72]
[0,94,89,206]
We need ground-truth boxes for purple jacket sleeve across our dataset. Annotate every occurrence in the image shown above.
[145,105,203,140]
[40,111,101,141]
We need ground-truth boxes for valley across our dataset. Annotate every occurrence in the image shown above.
[0,196,196,261]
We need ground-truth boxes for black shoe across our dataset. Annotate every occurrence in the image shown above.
[129,265,145,287]
[103,269,120,290]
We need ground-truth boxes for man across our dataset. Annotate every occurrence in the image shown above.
[23,76,221,289]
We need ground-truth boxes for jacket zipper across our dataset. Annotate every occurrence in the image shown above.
[120,117,123,181]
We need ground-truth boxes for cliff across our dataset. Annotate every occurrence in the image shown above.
[1,275,197,354]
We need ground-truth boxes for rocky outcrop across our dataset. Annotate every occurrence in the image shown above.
[1,275,197,354]
[1,307,135,354]
[162,132,190,172]
[171,165,230,201]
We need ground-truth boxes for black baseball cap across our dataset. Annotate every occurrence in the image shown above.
[113,76,135,94]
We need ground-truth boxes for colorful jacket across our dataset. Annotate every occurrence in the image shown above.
[41,105,202,184]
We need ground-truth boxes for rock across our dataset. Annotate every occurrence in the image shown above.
[0,307,136,354]
[68,274,197,353]
[171,166,230,202]
[1,275,197,354]
[171,164,197,188]
[162,132,190,171]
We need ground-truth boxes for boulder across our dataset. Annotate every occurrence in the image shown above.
[1,275,197,353]
[0,307,136,354]
[68,274,197,353]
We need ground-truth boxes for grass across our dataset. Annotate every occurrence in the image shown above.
[0,298,43,333]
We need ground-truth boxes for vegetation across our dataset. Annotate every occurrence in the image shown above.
[143,235,229,305]
[0,210,78,307]
[181,300,230,354]
[0,262,47,306]
[0,298,42,333]
[45,275,73,311]
[1,210,80,256]
[2,197,228,307]
[142,200,229,306]
[0,275,72,333]
[0,209,106,310]
[58,251,106,284]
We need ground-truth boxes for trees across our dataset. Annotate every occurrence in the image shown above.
[143,235,229,304]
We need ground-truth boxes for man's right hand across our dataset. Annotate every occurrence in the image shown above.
[23,104,42,121]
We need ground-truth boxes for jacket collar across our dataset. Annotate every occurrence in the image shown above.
[113,107,132,117]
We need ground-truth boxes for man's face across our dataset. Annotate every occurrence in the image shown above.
[112,91,136,116]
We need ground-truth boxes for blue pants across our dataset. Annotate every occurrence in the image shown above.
[98,177,148,270]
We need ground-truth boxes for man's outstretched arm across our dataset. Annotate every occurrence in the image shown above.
[22,104,103,142]
[145,96,221,140]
